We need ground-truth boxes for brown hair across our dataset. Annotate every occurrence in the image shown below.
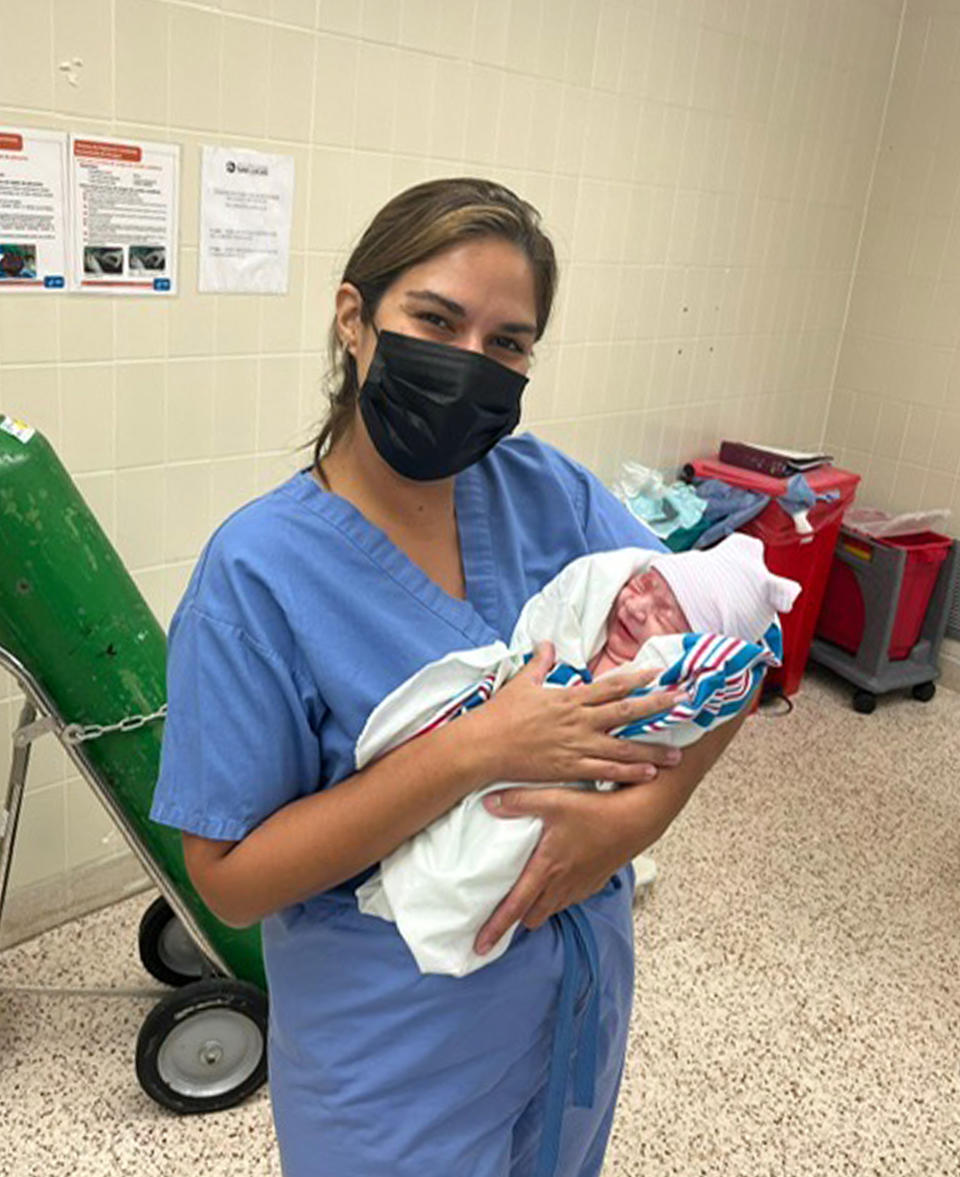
[302,177,558,468]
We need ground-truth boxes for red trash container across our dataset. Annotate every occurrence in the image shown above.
[815,529,953,659]
[686,459,861,696]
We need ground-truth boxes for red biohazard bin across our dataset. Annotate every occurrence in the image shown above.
[685,458,861,697]
[815,530,953,659]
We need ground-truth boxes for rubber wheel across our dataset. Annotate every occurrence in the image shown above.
[139,895,208,987]
[852,690,877,714]
[912,681,936,703]
[136,978,268,1113]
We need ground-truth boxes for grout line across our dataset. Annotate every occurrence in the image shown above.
[1,983,167,998]
[818,0,910,454]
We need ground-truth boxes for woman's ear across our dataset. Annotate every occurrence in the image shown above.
[334,282,364,357]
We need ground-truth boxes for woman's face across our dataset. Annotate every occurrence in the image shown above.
[338,236,539,386]
[604,569,689,661]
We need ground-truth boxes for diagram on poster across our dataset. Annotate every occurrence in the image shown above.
[0,127,68,292]
[199,146,294,294]
[69,134,179,295]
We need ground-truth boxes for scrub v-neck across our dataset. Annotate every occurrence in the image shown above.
[294,462,502,646]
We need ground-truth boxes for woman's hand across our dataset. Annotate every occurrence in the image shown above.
[473,640,687,786]
[473,697,755,954]
[472,786,638,954]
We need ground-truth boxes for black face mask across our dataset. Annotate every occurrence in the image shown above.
[357,328,529,481]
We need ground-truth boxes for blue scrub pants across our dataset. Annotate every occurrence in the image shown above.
[264,870,636,1177]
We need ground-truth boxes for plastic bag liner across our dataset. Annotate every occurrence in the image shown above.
[844,506,951,539]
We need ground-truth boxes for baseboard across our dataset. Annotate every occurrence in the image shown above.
[0,851,152,951]
[939,637,960,693]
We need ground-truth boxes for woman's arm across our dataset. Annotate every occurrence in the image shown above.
[183,704,496,929]
[184,648,681,929]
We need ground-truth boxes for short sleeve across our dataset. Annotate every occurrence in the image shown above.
[150,604,323,842]
[534,437,669,555]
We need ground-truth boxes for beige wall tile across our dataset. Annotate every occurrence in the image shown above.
[114,293,168,361]
[0,366,61,448]
[115,466,165,569]
[168,251,216,356]
[163,463,212,561]
[59,297,114,362]
[257,355,301,449]
[393,49,436,159]
[272,0,316,28]
[0,293,58,365]
[210,454,258,522]
[60,364,115,474]
[166,359,215,461]
[221,15,270,137]
[354,43,398,152]
[313,33,357,147]
[216,293,262,355]
[8,785,66,888]
[115,0,169,125]
[316,0,361,37]
[260,254,305,353]
[65,777,127,867]
[169,6,222,131]
[116,361,165,467]
[268,26,315,142]
[0,3,53,110]
[213,356,259,456]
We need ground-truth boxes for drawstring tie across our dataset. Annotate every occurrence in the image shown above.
[534,902,601,1177]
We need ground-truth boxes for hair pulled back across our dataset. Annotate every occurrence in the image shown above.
[305,177,558,468]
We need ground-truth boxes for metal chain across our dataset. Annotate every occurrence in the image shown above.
[62,704,168,745]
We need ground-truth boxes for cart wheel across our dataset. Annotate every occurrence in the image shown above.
[852,690,877,714]
[912,681,936,703]
[136,978,268,1114]
[139,895,209,987]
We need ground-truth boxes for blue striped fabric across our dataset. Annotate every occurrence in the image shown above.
[407,621,782,746]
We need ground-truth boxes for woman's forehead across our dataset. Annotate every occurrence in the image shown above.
[390,238,536,319]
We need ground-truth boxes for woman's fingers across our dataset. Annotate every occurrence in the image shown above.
[589,734,683,767]
[588,687,687,731]
[475,865,548,955]
[580,667,661,703]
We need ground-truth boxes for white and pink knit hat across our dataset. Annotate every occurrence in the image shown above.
[651,533,802,643]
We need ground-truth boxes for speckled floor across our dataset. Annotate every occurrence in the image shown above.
[1,665,958,1177]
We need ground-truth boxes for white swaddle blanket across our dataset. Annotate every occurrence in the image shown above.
[355,547,785,976]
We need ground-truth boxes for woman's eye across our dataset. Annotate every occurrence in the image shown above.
[416,311,452,330]
[494,335,523,354]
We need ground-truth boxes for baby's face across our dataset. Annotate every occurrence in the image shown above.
[604,568,689,660]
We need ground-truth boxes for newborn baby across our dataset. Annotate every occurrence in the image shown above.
[588,567,690,679]
[356,534,801,976]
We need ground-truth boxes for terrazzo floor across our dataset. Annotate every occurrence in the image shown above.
[1,665,958,1176]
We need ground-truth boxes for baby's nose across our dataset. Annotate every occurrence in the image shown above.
[624,597,648,622]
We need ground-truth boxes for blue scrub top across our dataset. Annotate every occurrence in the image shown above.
[151,431,665,876]
[149,431,667,1177]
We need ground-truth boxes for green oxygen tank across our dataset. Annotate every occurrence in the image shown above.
[0,414,266,990]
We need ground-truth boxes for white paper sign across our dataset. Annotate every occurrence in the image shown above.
[69,134,179,295]
[0,127,68,292]
[199,146,294,294]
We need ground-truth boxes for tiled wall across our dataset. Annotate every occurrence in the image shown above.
[0,0,904,933]
[826,0,960,532]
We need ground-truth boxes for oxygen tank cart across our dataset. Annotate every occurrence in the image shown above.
[809,526,959,714]
[0,414,268,1114]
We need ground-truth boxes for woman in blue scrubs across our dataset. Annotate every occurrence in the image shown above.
[150,178,751,1177]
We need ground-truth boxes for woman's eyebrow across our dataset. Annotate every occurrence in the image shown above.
[404,289,537,336]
